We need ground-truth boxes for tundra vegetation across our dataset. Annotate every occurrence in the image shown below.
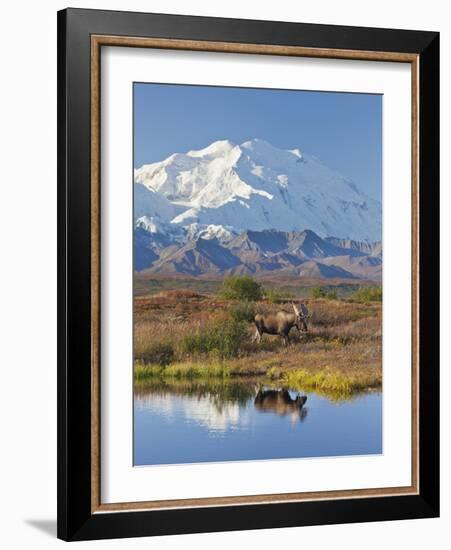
[134,276,382,398]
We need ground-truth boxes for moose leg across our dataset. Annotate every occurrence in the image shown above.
[253,327,262,343]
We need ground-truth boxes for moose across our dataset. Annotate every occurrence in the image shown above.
[254,389,308,418]
[253,302,311,345]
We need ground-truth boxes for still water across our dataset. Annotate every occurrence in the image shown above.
[134,379,382,466]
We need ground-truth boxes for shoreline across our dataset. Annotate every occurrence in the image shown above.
[134,360,382,397]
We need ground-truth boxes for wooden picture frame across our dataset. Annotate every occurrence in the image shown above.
[57,7,439,541]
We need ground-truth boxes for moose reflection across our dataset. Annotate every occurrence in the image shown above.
[254,388,308,421]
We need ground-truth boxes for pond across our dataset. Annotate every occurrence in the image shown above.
[134,379,382,466]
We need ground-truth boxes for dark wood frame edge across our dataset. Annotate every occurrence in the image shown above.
[57,8,439,541]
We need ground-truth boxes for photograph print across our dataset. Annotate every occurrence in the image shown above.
[133,83,383,466]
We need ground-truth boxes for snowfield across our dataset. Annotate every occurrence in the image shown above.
[134,138,381,242]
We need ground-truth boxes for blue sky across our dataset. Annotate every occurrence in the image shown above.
[134,83,382,200]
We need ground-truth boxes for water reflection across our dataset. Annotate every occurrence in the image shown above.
[135,379,257,432]
[135,381,309,431]
[134,378,382,465]
[254,389,308,422]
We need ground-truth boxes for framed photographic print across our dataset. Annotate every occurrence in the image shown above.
[57,8,439,541]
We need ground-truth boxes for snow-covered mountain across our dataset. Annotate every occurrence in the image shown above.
[134,138,381,242]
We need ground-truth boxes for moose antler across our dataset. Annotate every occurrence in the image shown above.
[299,303,312,318]
[292,302,311,318]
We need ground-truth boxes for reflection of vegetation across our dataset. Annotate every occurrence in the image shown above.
[134,377,259,409]
[134,376,377,406]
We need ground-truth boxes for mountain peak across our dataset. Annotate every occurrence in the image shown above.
[241,139,303,160]
[134,226,382,280]
[241,137,271,149]
[134,137,381,242]
[289,148,303,159]
[187,139,236,158]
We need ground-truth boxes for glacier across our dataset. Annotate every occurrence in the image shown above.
[134,138,381,242]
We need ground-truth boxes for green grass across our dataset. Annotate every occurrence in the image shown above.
[264,288,295,303]
[134,357,381,393]
[218,275,263,301]
[281,367,381,396]
[352,286,382,303]
[181,316,248,358]
[134,361,232,381]
[311,286,337,300]
[228,302,256,322]
[134,363,167,380]
[139,341,175,366]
